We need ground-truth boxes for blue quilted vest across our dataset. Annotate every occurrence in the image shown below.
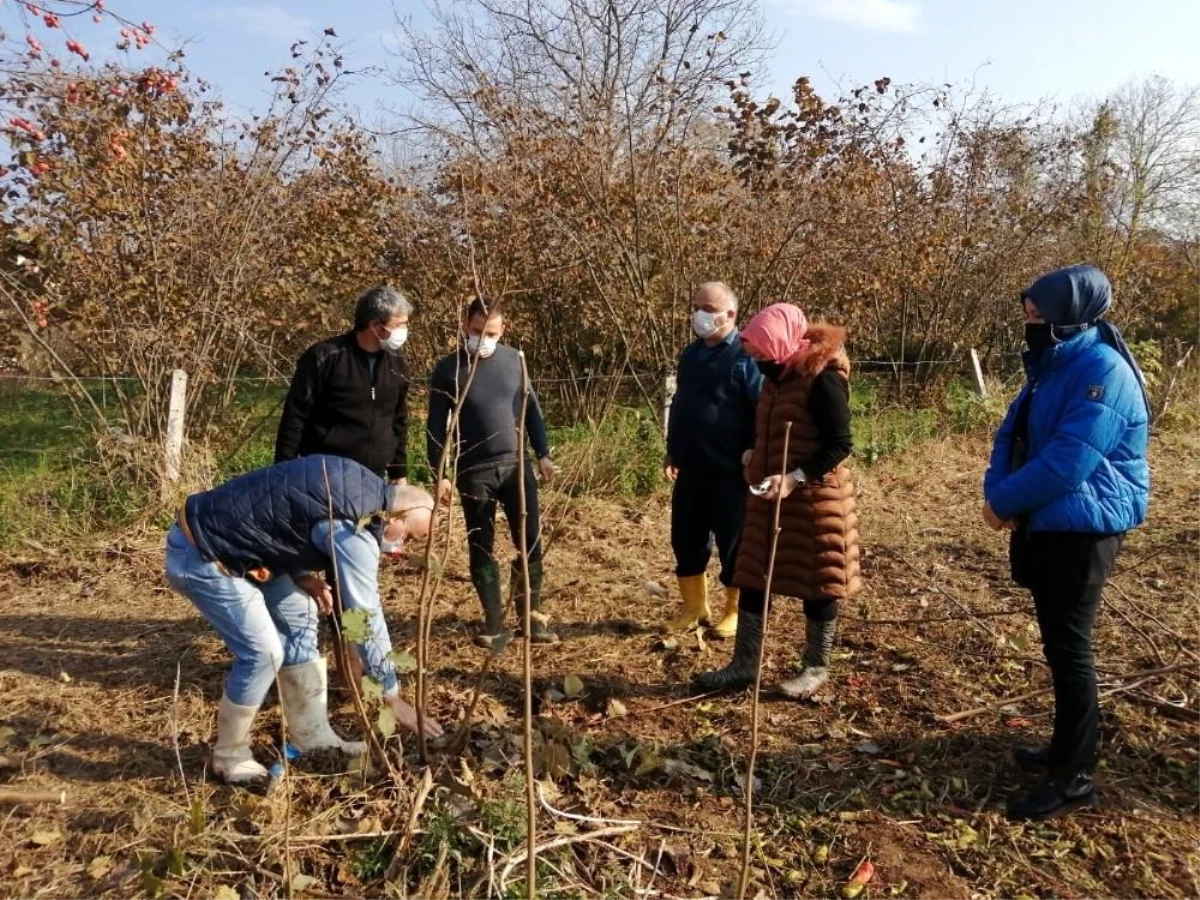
[185,455,389,575]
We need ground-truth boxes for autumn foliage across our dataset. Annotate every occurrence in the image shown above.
[1,0,1196,461]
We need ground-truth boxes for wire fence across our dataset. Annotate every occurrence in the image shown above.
[0,352,1021,467]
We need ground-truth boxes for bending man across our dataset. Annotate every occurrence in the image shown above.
[165,455,443,784]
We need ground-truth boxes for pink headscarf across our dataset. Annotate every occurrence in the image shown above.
[741,303,811,367]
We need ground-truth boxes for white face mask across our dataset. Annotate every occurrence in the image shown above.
[467,334,499,358]
[380,325,408,352]
[692,309,723,339]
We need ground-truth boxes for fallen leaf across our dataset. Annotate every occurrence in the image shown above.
[30,830,62,846]
[643,580,666,598]
[663,759,715,782]
[58,671,72,684]
[732,771,762,793]
[653,637,679,652]
[563,674,585,698]
[843,859,874,898]
[0,726,14,749]
[291,873,315,891]
[213,886,240,900]
[854,741,881,755]
[544,687,566,703]
[606,698,628,718]
[813,844,830,865]
[12,865,33,878]
[88,855,114,879]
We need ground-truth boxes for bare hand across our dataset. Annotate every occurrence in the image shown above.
[390,695,444,738]
[663,461,679,482]
[294,573,333,615]
[761,473,800,501]
[437,478,453,506]
[982,502,1016,531]
[538,456,558,484]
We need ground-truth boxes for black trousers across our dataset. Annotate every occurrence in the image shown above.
[458,461,542,573]
[671,469,747,587]
[1011,528,1124,775]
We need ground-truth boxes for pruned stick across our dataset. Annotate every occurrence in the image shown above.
[516,349,538,899]
[737,421,792,900]
[937,662,1194,723]
[0,789,67,806]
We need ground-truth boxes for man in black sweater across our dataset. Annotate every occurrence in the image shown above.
[275,285,412,482]
[427,296,560,647]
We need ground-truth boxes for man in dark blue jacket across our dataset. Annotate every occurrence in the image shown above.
[663,282,763,636]
[984,264,1149,820]
[165,455,443,784]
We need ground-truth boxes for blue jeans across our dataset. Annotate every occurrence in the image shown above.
[165,524,319,706]
[310,519,399,697]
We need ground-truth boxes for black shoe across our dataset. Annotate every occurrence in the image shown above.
[1013,745,1051,774]
[1005,773,1096,821]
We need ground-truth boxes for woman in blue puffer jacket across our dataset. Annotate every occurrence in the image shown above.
[983,264,1150,821]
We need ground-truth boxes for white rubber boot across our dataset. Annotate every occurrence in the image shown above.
[276,658,367,756]
[212,694,269,784]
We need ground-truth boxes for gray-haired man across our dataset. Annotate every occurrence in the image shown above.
[276,285,414,482]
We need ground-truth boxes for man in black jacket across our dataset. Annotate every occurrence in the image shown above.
[276,285,412,482]
[427,296,560,648]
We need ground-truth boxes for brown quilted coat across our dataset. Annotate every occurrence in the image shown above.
[734,324,862,600]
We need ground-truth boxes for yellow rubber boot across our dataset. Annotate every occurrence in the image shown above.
[666,574,711,632]
[710,586,739,639]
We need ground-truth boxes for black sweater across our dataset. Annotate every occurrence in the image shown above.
[275,331,410,480]
[799,369,853,480]
[427,345,551,476]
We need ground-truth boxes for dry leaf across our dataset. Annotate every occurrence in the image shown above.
[87,855,114,879]
[562,674,585,698]
[213,886,240,900]
[30,830,62,846]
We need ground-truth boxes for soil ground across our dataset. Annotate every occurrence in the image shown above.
[1,433,1197,899]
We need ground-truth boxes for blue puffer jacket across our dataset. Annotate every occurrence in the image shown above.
[186,455,389,575]
[985,327,1149,533]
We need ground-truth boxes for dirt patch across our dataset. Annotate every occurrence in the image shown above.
[1,434,1197,899]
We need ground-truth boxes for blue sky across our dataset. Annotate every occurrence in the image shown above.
[11,0,1200,119]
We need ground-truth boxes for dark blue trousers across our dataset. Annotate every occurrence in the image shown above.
[671,468,746,587]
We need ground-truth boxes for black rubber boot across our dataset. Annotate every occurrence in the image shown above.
[471,560,509,650]
[692,610,763,691]
[513,559,559,644]
[1006,772,1096,820]
[779,616,836,699]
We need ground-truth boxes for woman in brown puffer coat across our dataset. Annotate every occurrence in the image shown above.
[693,302,861,698]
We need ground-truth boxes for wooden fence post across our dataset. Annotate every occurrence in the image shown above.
[663,374,677,440]
[163,369,187,498]
[969,349,988,398]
